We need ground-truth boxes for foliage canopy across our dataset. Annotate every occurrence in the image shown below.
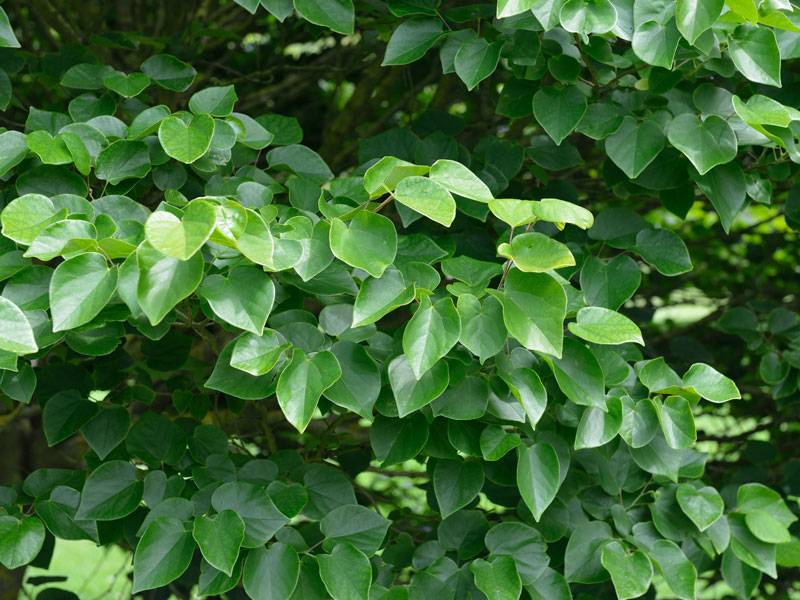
[0,0,799,598]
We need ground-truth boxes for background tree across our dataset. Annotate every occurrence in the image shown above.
[0,0,799,599]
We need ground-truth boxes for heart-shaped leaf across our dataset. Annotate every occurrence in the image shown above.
[580,255,641,310]
[230,330,291,376]
[267,481,308,518]
[601,541,653,599]
[533,85,587,145]
[329,210,397,278]
[199,266,275,334]
[145,199,217,260]
[517,442,560,521]
[276,348,342,432]
[26,131,72,165]
[103,70,150,97]
[632,19,681,68]
[498,232,576,273]
[605,116,665,178]
[158,113,215,164]
[676,483,724,531]
[667,114,737,175]
[568,306,644,345]
[193,510,245,576]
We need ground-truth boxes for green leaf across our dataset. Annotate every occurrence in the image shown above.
[676,0,723,43]
[498,232,576,273]
[500,367,548,427]
[548,337,605,410]
[648,540,697,600]
[729,512,777,577]
[141,54,197,91]
[193,510,245,577]
[682,362,740,402]
[494,269,566,358]
[76,460,143,520]
[455,38,504,90]
[600,541,653,600]
[532,85,587,145]
[81,405,130,460]
[199,266,275,334]
[745,509,790,544]
[243,542,300,599]
[0,131,29,178]
[317,543,372,600]
[137,241,204,325]
[402,296,461,378]
[659,396,696,449]
[382,18,444,66]
[50,252,117,331]
[488,199,537,227]
[457,294,506,364]
[95,140,151,184]
[575,396,622,449]
[329,210,397,278]
[728,24,782,87]
[691,161,748,233]
[158,114,215,163]
[230,329,291,376]
[434,460,485,518]
[132,517,195,593]
[722,549,762,600]
[363,156,430,196]
[480,426,521,461]
[580,255,641,311]
[388,354,449,417]
[320,504,391,553]
[0,7,21,48]
[370,413,429,466]
[103,70,150,97]
[470,556,523,600]
[236,209,302,272]
[294,0,355,34]
[276,348,342,432]
[516,442,560,521]
[633,229,692,276]
[525,568,571,600]
[0,296,37,354]
[632,19,681,68]
[1,194,65,246]
[34,485,97,543]
[605,117,665,178]
[530,198,593,229]
[126,411,188,466]
[737,482,797,529]
[564,521,613,583]
[324,340,381,420]
[189,85,238,117]
[267,145,333,183]
[42,390,98,446]
[352,268,415,327]
[667,114,737,175]
[568,306,644,345]
[559,0,618,37]
[429,159,493,202]
[268,481,308,518]
[620,397,660,447]
[0,516,44,569]
[212,482,289,547]
[498,0,536,18]
[394,176,456,226]
[26,131,72,165]
[146,200,216,260]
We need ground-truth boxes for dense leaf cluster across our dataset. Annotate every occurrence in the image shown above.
[0,0,799,599]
